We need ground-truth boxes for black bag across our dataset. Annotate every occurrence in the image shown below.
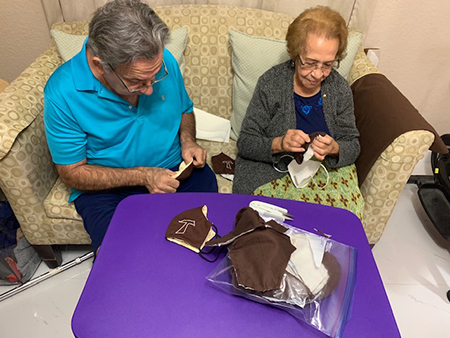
[0,201,41,285]
[416,134,450,241]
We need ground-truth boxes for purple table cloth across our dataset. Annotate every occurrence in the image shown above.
[72,193,400,337]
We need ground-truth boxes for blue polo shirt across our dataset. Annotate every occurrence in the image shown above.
[44,39,193,202]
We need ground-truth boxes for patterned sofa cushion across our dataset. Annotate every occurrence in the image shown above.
[44,177,82,221]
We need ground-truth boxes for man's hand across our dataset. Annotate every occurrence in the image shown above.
[141,167,180,193]
[272,129,311,154]
[56,160,180,193]
[179,112,206,167]
[181,141,207,167]
[311,134,339,161]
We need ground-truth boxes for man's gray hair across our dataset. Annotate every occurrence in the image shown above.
[87,0,170,69]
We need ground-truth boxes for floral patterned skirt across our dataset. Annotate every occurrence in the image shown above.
[252,164,364,220]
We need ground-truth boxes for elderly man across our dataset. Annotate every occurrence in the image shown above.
[44,0,217,254]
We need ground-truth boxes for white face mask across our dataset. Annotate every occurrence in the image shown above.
[273,132,330,188]
[273,146,329,189]
[288,147,323,188]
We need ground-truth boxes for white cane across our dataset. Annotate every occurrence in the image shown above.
[0,251,94,302]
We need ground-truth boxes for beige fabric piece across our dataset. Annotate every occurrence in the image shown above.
[287,233,329,295]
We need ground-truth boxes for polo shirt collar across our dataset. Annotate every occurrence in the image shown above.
[72,38,98,92]
[71,38,126,104]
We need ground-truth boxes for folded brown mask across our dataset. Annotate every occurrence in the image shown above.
[211,152,235,174]
[166,206,216,253]
[206,207,266,246]
[230,251,342,306]
[206,207,295,292]
[173,160,194,181]
[293,131,327,164]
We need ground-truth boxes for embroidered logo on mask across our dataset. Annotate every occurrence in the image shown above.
[176,219,196,235]
[166,206,216,253]
[212,152,235,174]
[223,160,234,170]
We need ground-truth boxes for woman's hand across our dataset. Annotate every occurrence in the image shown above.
[272,129,310,154]
[311,134,339,160]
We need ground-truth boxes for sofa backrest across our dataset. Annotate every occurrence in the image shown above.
[51,4,367,123]
[41,0,376,32]
[52,5,295,121]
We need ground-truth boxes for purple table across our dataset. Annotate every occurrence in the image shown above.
[72,193,400,337]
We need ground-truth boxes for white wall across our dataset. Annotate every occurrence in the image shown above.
[365,0,450,135]
[0,0,50,83]
[0,0,449,134]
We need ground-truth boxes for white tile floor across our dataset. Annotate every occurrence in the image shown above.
[0,154,449,337]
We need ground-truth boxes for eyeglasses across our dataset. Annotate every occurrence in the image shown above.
[297,56,340,72]
[108,59,169,93]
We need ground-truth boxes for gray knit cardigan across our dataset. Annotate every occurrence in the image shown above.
[233,60,360,195]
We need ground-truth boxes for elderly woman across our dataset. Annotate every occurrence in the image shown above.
[233,6,363,218]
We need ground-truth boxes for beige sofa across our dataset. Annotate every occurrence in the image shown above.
[0,4,445,267]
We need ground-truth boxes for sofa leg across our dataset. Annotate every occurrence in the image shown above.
[33,245,62,268]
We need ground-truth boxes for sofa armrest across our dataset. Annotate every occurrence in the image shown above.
[0,46,62,159]
[352,73,447,186]
[361,130,434,244]
[0,46,67,243]
[351,72,447,245]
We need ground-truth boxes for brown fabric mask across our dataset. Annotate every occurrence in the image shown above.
[172,160,194,181]
[206,207,295,292]
[230,251,342,306]
[211,152,235,174]
[293,131,327,164]
[166,206,216,253]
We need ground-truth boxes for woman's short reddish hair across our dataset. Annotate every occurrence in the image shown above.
[286,6,348,61]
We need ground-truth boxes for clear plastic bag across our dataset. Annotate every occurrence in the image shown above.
[206,225,357,338]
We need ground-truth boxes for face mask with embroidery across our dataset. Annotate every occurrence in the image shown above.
[212,152,235,174]
[211,152,235,181]
[165,206,222,262]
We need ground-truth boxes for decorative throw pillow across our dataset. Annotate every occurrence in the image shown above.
[49,30,87,62]
[50,27,189,74]
[229,29,363,140]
